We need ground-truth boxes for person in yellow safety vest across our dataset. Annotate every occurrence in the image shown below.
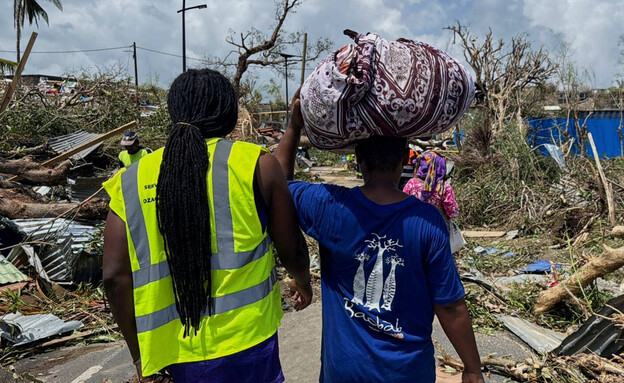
[118,131,152,167]
[102,69,312,383]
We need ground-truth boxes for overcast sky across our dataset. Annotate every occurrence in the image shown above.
[1,0,623,96]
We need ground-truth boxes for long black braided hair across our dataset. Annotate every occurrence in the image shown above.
[156,69,238,336]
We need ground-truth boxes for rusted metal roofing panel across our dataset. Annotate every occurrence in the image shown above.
[497,315,565,353]
[0,255,27,285]
[48,130,103,160]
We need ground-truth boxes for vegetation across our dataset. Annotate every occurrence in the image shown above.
[13,0,63,62]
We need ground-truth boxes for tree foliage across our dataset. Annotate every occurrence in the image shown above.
[13,0,63,61]
[0,65,139,150]
[446,22,556,155]
[202,0,332,105]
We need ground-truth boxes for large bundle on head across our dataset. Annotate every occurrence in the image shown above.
[300,30,475,149]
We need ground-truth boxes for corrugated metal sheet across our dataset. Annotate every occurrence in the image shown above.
[7,219,100,282]
[0,255,27,285]
[48,130,103,160]
[497,315,566,353]
[554,294,624,358]
[70,176,109,202]
[12,218,99,244]
[0,312,83,345]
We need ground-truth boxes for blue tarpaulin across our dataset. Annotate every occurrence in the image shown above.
[527,112,624,158]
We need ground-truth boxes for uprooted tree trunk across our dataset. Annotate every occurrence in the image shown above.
[0,188,108,220]
[535,245,624,314]
[0,157,71,185]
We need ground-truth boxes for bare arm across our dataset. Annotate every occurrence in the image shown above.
[102,211,141,370]
[257,152,312,309]
[434,298,485,383]
[103,211,171,382]
[273,89,303,180]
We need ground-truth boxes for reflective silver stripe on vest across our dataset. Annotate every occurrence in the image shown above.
[122,163,151,270]
[122,139,276,326]
[212,140,235,255]
[135,267,278,333]
[132,235,272,288]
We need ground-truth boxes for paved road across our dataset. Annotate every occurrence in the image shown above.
[6,302,531,383]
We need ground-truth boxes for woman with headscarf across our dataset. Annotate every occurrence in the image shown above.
[402,151,459,220]
[102,69,312,383]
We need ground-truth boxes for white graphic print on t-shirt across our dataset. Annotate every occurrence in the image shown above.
[346,233,405,338]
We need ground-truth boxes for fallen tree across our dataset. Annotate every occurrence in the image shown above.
[0,157,71,185]
[0,187,108,220]
[534,244,624,314]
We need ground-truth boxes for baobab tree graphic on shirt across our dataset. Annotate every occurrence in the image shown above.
[352,252,371,305]
[363,233,403,312]
[381,254,405,311]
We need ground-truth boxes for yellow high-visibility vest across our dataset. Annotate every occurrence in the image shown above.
[118,148,151,167]
[103,138,283,376]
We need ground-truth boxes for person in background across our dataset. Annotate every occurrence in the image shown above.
[403,151,459,221]
[274,91,484,383]
[103,69,312,383]
[118,131,152,167]
[406,147,419,167]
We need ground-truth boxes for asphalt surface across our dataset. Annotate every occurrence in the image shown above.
[5,301,532,383]
[4,168,532,382]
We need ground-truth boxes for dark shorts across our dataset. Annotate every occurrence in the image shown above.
[167,332,284,383]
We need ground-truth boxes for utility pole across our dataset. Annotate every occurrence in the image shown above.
[182,0,186,72]
[300,33,308,86]
[133,42,139,107]
[280,53,296,125]
[178,1,207,72]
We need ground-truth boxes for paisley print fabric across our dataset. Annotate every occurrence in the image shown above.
[300,30,475,149]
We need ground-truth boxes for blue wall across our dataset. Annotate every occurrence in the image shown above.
[528,114,624,158]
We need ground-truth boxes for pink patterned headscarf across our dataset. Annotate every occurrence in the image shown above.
[300,30,474,149]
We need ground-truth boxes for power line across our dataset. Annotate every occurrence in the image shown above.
[0,45,130,54]
[136,46,204,62]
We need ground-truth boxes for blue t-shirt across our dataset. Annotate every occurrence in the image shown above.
[288,182,465,383]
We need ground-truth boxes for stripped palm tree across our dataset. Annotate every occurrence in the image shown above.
[14,0,63,62]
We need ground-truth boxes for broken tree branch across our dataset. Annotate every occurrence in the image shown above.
[535,244,624,314]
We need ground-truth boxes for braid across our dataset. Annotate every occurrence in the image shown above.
[156,69,238,337]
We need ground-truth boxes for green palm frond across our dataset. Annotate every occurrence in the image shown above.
[14,0,63,28]
[0,58,18,74]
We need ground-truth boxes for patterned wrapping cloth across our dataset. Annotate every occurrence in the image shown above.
[300,30,475,149]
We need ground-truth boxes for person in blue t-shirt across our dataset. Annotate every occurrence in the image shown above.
[274,91,484,383]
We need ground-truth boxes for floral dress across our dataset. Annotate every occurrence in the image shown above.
[402,177,460,220]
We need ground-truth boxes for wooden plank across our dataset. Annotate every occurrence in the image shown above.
[588,133,616,226]
[0,32,38,114]
[462,230,507,238]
